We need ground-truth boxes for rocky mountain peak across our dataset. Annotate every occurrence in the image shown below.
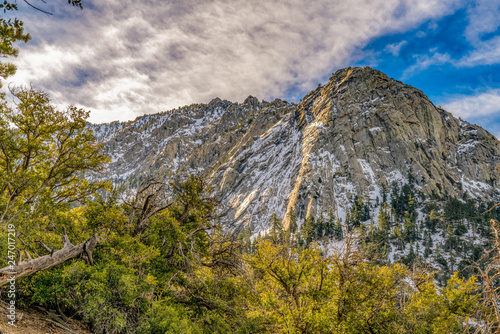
[243,95,260,108]
[210,67,499,230]
[90,67,499,233]
[329,66,389,85]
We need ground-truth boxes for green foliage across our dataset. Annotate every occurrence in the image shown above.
[378,201,391,232]
[301,216,315,245]
[24,260,154,333]
[346,195,370,229]
[140,301,202,334]
[288,209,298,234]
[405,272,480,333]
[0,78,494,334]
[0,2,30,84]
[2,1,495,332]
[0,87,109,267]
[241,238,480,333]
[16,174,243,333]
[269,213,284,243]
[10,167,497,334]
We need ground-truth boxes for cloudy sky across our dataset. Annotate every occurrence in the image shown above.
[5,0,500,137]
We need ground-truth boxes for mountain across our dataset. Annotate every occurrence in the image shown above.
[91,66,500,232]
[90,96,294,185]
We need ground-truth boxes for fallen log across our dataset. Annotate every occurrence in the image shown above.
[0,228,98,287]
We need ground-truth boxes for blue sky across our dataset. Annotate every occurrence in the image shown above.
[5,0,500,138]
[352,5,500,138]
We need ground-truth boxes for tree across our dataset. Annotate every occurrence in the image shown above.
[301,216,315,246]
[0,87,109,286]
[378,202,390,232]
[244,239,331,333]
[243,230,480,333]
[470,218,500,332]
[0,2,30,85]
[288,208,298,234]
[269,213,284,243]
[0,1,83,86]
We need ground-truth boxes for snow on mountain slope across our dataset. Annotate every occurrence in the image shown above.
[90,67,500,232]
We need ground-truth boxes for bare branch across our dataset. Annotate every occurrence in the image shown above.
[482,203,500,215]
[23,0,53,15]
[37,240,53,253]
[0,235,98,287]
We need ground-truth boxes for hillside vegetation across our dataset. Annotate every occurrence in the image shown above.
[0,91,499,333]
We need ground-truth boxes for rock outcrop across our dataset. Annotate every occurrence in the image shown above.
[91,67,500,231]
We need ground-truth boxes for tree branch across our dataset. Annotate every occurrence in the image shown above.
[0,234,98,287]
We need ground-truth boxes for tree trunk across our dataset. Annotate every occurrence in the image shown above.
[0,234,98,287]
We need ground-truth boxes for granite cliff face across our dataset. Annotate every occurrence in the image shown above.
[90,96,294,186]
[91,67,500,231]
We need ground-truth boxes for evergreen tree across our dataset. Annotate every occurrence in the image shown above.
[301,216,316,245]
[378,202,391,233]
[288,208,298,234]
[238,225,253,253]
[316,215,325,239]
[334,219,343,240]
[424,242,430,258]
[326,209,336,236]
[0,2,30,87]
[346,211,352,231]
[393,223,403,250]
[403,212,417,242]
[270,213,284,243]
[407,164,415,190]
[381,184,388,204]
[390,182,400,214]
[403,244,416,266]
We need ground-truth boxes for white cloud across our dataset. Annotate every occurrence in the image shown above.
[464,0,500,44]
[389,0,500,78]
[384,40,407,56]
[456,37,500,67]
[442,89,500,140]
[455,0,500,67]
[6,0,464,123]
[442,88,500,119]
[401,52,451,79]
[427,21,438,30]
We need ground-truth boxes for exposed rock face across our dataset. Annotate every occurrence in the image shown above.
[91,67,500,231]
[90,97,294,187]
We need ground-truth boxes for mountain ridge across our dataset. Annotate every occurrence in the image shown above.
[90,66,500,232]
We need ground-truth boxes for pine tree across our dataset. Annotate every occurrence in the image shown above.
[270,213,284,244]
[316,215,325,239]
[407,164,415,190]
[393,223,403,250]
[301,216,316,245]
[381,184,388,204]
[404,244,416,266]
[334,219,343,240]
[326,209,335,236]
[424,242,430,258]
[346,211,352,231]
[378,202,391,233]
[288,208,298,234]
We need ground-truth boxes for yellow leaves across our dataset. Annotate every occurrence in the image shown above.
[246,240,346,333]
[443,273,479,314]
[430,209,445,221]
[404,271,480,333]
[0,87,112,263]
[241,239,483,333]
